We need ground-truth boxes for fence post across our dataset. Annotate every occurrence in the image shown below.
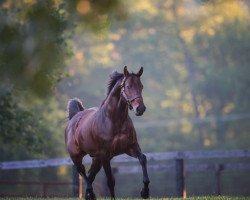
[42,182,48,197]
[215,164,223,196]
[72,165,83,198]
[175,158,186,198]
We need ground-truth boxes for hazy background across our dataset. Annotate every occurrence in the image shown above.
[0,0,250,197]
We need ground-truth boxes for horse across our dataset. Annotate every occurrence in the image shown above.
[65,66,150,199]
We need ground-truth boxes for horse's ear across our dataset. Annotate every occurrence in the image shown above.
[137,67,143,77]
[123,66,129,77]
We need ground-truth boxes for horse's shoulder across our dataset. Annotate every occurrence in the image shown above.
[123,116,135,131]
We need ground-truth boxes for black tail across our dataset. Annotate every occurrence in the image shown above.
[67,98,84,120]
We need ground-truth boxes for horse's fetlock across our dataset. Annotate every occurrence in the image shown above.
[143,180,150,185]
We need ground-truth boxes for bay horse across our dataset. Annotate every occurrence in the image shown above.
[65,66,150,199]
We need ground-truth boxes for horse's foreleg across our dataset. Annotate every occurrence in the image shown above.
[71,155,96,200]
[102,158,115,199]
[127,145,150,199]
[138,153,150,199]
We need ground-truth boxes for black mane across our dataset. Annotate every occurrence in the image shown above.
[107,70,124,95]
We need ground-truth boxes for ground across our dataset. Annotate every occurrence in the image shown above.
[1,197,250,200]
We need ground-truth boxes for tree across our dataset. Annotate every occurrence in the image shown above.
[0,0,126,161]
[60,0,250,151]
[0,91,44,160]
[0,0,125,97]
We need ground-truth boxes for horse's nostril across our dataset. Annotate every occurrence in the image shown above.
[136,106,140,113]
[136,105,146,114]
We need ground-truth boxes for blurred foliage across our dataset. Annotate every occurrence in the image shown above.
[0,0,125,97]
[60,0,250,151]
[0,90,44,160]
[1,0,250,197]
[0,0,67,97]
[0,0,126,163]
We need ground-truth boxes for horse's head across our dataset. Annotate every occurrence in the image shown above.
[121,66,146,116]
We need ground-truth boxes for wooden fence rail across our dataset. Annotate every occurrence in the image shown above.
[1,149,250,170]
[1,149,250,198]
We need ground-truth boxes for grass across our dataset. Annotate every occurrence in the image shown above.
[0,197,250,200]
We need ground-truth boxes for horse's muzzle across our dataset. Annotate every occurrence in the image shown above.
[135,105,146,116]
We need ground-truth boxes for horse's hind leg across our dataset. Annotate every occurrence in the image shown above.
[71,154,96,200]
[88,157,102,184]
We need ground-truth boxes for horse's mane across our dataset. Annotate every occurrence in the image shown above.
[106,70,124,96]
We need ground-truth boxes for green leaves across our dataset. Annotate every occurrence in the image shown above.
[0,1,67,97]
[0,91,44,160]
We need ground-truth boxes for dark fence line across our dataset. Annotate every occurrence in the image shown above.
[116,161,250,198]
[1,149,250,170]
[1,149,250,198]
[116,162,250,174]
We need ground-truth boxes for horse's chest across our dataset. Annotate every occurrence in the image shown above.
[110,133,134,155]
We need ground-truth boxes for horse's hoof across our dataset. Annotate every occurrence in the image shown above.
[140,187,149,199]
[85,189,96,200]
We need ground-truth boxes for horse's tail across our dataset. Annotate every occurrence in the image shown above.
[67,98,84,120]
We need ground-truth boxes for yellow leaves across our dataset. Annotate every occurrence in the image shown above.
[218,0,248,20]
[223,103,235,114]
[132,0,157,17]
[106,43,114,50]
[177,0,248,40]
[204,137,212,147]
[166,88,181,99]
[198,15,224,36]
[23,0,36,5]
[89,42,115,66]
[176,6,186,17]
[53,0,63,5]
[75,50,84,63]
[77,0,91,15]
[181,102,194,114]
[2,0,12,9]
[109,33,121,41]
[161,99,172,109]
[214,15,224,24]
[161,89,194,115]
[165,11,174,22]
[197,0,248,36]
[180,28,196,43]
[180,120,193,135]
[2,0,37,9]
[200,26,215,36]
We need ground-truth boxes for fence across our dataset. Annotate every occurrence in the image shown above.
[1,149,250,198]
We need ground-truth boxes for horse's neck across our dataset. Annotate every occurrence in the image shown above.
[101,82,128,122]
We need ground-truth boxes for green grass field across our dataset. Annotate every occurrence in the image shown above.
[1,197,250,200]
